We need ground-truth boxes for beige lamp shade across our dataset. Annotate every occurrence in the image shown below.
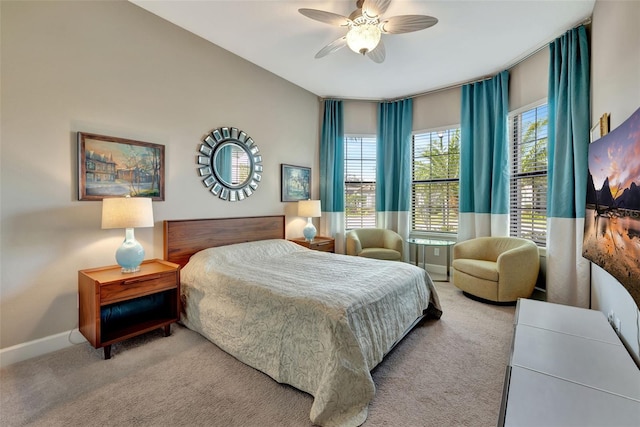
[298,200,321,218]
[101,197,154,229]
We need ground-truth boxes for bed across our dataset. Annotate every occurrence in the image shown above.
[164,216,442,427]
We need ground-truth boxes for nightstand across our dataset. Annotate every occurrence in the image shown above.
[78,259,180,359]
[289,236,335,253]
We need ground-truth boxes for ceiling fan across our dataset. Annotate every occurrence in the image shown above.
[299,0,438,63]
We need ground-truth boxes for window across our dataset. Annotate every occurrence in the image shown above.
[509,103,548,246]
[344,135,376,229]
[230,147,250,186]
[412,128,460,233]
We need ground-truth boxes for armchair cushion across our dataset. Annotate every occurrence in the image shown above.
[359,248,402,261]
[452,259,499,282]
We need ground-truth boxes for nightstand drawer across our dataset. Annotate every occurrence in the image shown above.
[289,236,335,253]
[310,240,334,252]
[100,273,177,305]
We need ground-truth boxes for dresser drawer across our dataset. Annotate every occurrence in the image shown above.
[100,272,177,305]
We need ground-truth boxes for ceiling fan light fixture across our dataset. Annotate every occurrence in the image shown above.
[300,0,437,63]
[346,24,381,55]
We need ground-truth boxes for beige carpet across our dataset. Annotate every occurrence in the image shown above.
[0,281,515,427]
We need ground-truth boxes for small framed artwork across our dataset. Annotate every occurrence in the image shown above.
[78,132,165,201]
[590,113,611,143]
[281,164,311,202]
[599,112,610,136]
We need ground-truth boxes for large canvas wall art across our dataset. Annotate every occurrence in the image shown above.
[583,107,640,307]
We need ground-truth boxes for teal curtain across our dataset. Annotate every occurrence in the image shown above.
[546,25,591,307]
[215,145,232,184]
[548,26,590,219]
[376,98,412,248]
[459,70,509,239]
[376,99,412,213]
[320,99,344,212]
[320,99,345,251]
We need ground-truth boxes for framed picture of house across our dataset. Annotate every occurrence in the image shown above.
[78,132,165,201]
[281,164,311,202]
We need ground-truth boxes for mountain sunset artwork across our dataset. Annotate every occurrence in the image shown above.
[583,107,640,306]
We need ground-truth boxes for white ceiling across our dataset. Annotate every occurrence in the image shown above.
[130,0,595,100]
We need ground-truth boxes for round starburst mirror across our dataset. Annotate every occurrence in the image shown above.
[197,127,262,201]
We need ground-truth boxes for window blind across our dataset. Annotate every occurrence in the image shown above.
[231,149,250,185]
[412,129,460,233]
[510,104,548,246]
[344,136,376,229]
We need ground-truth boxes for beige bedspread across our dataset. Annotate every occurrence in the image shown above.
[180,239,441,427]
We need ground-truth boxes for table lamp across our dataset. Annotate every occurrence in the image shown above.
[101,196,154,273]
[298,199,321,242]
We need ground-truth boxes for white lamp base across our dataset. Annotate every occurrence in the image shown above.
[115,228,145,273]
[303,218,317,242]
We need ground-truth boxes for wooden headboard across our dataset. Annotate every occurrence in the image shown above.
[163,215,285,268]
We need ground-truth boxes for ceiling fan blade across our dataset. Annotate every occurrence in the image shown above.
[299,9,352,27]
[315,36,348,59]
[367,40,386,63]
[362,0,392,19]
[380,15,438,34]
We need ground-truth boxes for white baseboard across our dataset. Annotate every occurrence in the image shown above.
[422,262,448,276]
[0,329,86,368]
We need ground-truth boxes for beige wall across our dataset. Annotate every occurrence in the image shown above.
[344,100,377,135]
[0,1,319,349]
[344,49,548,136]
[413,87,462,131]
[590,0,640,361]
[343,86,462,136]
[509,49,549,109]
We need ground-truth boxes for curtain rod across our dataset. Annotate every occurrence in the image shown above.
[320,17,592,103]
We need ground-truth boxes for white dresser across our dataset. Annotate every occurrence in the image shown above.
[499,298,640,426]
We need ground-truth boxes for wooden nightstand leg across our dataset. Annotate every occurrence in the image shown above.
[103,344,112,360]
[163,324,171,337]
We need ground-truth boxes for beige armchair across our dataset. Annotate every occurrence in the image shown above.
[345,228,403,261]
[452,236,540,303]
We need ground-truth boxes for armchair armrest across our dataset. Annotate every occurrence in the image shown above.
[496,244,540,285]
[346,231,362,256]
